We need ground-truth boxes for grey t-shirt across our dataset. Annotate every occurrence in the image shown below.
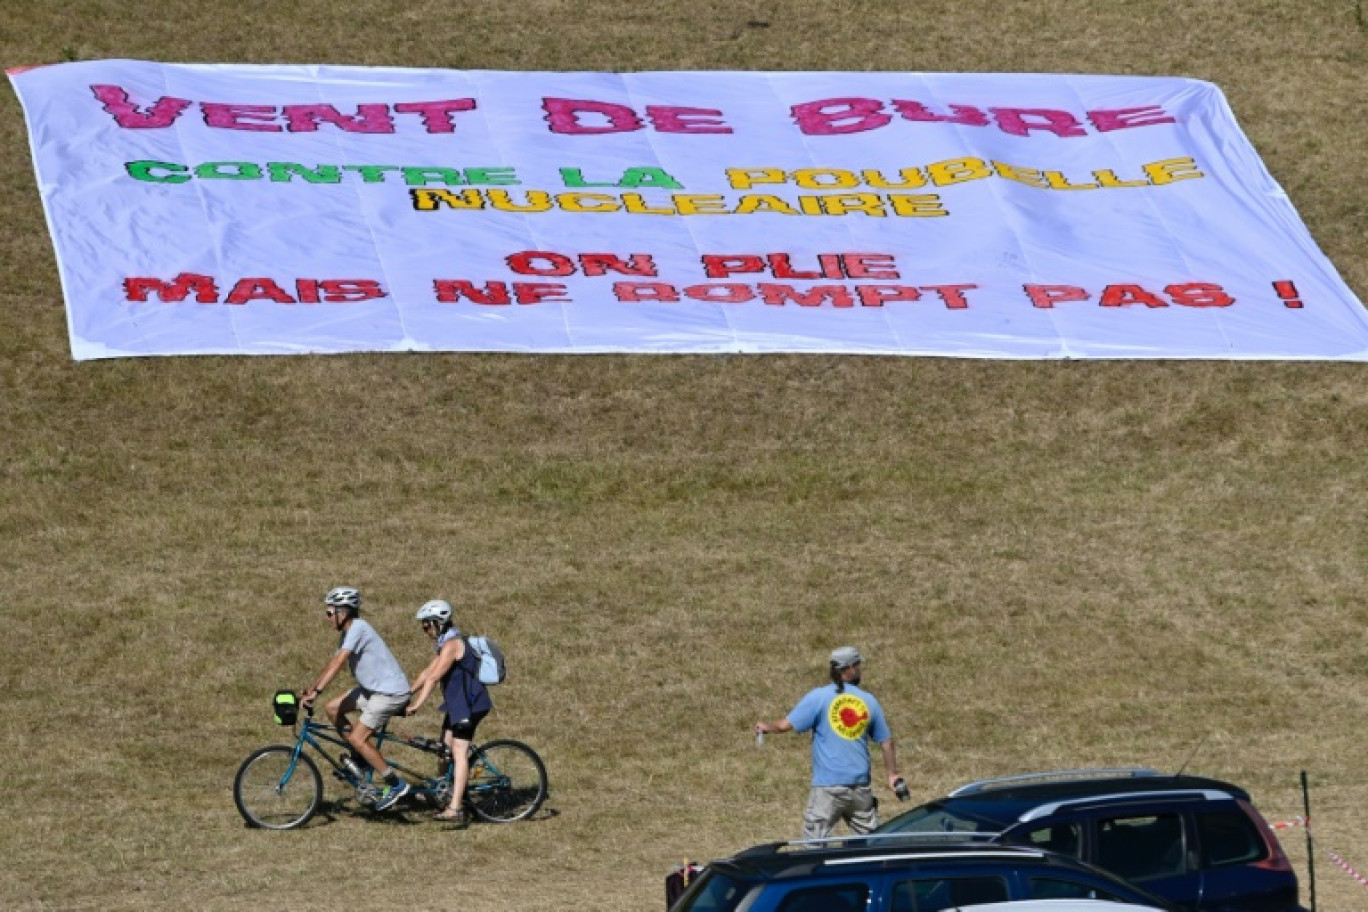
[339,618,410,696]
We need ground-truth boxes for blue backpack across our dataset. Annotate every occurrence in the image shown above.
[466,635,506,685]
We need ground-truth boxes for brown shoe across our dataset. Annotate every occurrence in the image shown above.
[433,808,469,826]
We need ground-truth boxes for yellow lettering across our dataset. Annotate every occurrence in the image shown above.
[794,168,861,189]
[888,194,949,217]
[556,192,620,213]
[733,195,801,215]
[927,158,992,186]
[1093,170,1151,188]
[620,193,677,215]
[993,161,1049,189]
[486,190,552,212]
[820,194,888,216]
[726,168,787,189]
[1144,157,1204,185]
[862,168,927,190]
[409,188,485,210]
[1043,171,1099,190]
[673,194,730,215]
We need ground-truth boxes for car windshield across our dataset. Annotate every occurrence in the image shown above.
[876,800,1006,834]
[673,868,751,912]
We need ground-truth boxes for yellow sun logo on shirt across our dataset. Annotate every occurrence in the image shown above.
[829,694,871,740]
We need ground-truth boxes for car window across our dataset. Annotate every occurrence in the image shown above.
[879,802,995,834]
[1196,809,1265,868]
[775,883,868,912]
[890,876,1009,912]
[672,870,749,912]
[1020,821,1083,858]
[1096,812,1186,881]
[1029,876,1125,902]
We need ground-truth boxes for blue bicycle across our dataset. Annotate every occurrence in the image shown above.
[233,697,548,830]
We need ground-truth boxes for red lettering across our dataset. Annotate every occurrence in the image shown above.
[282,103,395,133]
[318,280,385,302]
[767,254,831,281]
[844,254,900,280]
[701,255,765,279]
[1025,285,1090,309]
[1100,284,1168,308]
[226,278,296,305]
[92,85,192,129]
[1166,282,1234,307]
[892,100,989,127]
[920,284,977,309]
[614,282,680,303]
[200,103,280,132]
[791,97,891,135]
[645,106,732,134]
[124,272,218,303]
[757,284,856,307]
[856,286,921,307]
[514,283,570,304]
[990,108,1087,138]
[392,99,478,133]
[1089,106,1177,132]
[684,284,755,303]
[506,251,576,277]
[543,97,645,135]
[578,253,658,277]
[433,280,512,305]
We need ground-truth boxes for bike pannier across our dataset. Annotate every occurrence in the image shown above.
[273,689,299,725]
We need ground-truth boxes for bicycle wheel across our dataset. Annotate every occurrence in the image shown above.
[234,745,322,830]
[465,739,548,823]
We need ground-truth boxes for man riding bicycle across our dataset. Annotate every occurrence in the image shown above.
[301,586,413,811]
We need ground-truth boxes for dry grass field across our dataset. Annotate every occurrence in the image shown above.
[3,2,1367,909]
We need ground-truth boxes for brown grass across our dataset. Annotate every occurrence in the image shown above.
[2,2,1368,909]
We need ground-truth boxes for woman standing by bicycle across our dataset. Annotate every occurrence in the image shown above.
[406,599,492,825]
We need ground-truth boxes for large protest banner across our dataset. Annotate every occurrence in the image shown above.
[9,60,1368,360]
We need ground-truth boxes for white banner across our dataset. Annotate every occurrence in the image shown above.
[9,60,1368,360]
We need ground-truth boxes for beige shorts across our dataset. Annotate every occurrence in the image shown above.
[802,785,879,840]
[346,688,410,730]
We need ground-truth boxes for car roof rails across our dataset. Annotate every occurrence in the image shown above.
[1018,788,1236,822]
[757,831,1007,856]
[948,767,1162,797]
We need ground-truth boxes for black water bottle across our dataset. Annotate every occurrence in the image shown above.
[894,777,910,802]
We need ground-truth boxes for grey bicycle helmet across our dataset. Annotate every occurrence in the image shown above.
[324,586,362,612]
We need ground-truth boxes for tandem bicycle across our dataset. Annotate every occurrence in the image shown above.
[233,690,548,830]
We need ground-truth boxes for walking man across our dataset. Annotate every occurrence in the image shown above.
[755,646,903,839]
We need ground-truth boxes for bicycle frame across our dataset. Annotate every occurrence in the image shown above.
[291,711,451,804]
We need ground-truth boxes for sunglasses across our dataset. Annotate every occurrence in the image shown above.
[325,608,338,618]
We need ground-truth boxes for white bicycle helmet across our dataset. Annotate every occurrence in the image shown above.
[324,586,362,612]
[415,599,452,624]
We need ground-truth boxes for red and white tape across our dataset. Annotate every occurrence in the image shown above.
[1328,852,1368,890]
[1269,815,1307,830]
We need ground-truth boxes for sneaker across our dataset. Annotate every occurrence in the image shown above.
[374,779,411,811]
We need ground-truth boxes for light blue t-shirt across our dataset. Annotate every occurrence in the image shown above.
[339,618,410,697]
[787,683,891,787]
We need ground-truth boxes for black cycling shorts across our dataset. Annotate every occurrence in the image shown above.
[443,709,488,742]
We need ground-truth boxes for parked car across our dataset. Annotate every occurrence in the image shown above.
[957,902,1166,912]
[667,835,1175,912]
[875,767,1300,912]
